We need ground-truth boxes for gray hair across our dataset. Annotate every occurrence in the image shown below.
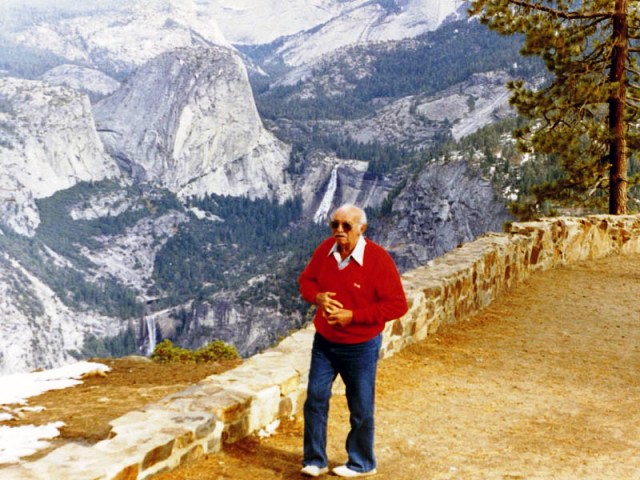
[330,203,367,226]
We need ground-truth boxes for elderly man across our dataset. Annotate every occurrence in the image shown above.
[298,203,408,478]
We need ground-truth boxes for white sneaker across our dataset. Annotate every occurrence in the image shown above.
[332,465,378,477]
[300,465,329,477]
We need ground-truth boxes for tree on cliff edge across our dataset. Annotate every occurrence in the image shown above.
[469,0,640,216]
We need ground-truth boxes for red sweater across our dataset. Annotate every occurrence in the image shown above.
[299,237,408,344]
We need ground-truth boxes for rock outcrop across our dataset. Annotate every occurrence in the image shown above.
[326,71,514,149]
[0,77,120,235]
[0,250,122,375]
[41,64,121,102]
[94,46,293,201]
[374,161,511,271]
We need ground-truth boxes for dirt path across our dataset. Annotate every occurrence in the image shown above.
[153,254,640,480]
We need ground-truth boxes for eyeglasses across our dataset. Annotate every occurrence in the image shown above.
[329,220,353,232]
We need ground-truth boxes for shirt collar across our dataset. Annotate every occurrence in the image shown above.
[329,235,366,266]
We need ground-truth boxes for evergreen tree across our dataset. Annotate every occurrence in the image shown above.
[469,0,640,215]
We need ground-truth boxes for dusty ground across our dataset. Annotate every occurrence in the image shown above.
[154,254,640,480]
[4,254,640,479]
[1,357,241,459]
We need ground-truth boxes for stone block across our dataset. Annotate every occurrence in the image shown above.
[22,442,140,480]
[273,326,315,354]
[223,415,250,444]
[390,318,404,336]
[242,352,301,395]
[109,409,178,436]
[179,444,204,465]
[200,388,253,423]
[247,385,281,432]
[0,465,42,480]
[207,433,222,453]
[283,383,307,416]
[279,395,294,418]
[112,464,140,480]
[195,416,219,440]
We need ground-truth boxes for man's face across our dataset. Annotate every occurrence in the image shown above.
[330,208,366,253]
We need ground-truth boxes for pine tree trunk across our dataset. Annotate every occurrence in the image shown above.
[608,0,628,214]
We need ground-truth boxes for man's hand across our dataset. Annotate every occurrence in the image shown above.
[315,292,352,327]
[316,291,343,313]
[325,307,353,327]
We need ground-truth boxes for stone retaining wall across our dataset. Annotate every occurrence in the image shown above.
[7,215,640,480]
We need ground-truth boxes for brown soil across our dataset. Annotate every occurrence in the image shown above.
[154,254,640,480]
[1,357,241,459]
[5,254,640,479]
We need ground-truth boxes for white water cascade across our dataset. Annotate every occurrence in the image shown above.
[145,316,157,355]
[313,165,338,224]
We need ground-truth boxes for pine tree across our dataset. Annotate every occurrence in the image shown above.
[469,0,640,215]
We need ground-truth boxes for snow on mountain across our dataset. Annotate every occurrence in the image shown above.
[277,0,464,68]
[206,0,370,45]
[0,0,516,376]
[211,0,464,74]
[94,46,293,201]
[4,0,229,76]
[3,0,464,78]
[209,0,462,48]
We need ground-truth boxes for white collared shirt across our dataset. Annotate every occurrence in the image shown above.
[329,235,367,270]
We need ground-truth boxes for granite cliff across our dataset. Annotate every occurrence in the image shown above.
[94,46,293,201]
[0,1,525,374]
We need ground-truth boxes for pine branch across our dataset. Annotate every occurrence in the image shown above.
[504,0,613,20]
[583,42,609,65]
[625,105,640,119]
[588,176,606,197]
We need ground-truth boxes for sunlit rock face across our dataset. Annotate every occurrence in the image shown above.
[0,77,120,236]
[94,46,293,201]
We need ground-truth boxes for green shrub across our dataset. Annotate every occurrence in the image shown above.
[150,339,193,363]
[151,338,240,364]
[194,340,240,362]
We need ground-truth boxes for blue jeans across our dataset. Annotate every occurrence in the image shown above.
[303,333,382,472]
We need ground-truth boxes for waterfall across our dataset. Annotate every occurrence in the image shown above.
[313,165,338,224]
[145,316,157,355]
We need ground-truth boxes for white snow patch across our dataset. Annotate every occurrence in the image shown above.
[0,422,65,464]
[0,361,110,464]
[0,361,110,406]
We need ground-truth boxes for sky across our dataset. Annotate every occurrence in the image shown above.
[0,361,110,464]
